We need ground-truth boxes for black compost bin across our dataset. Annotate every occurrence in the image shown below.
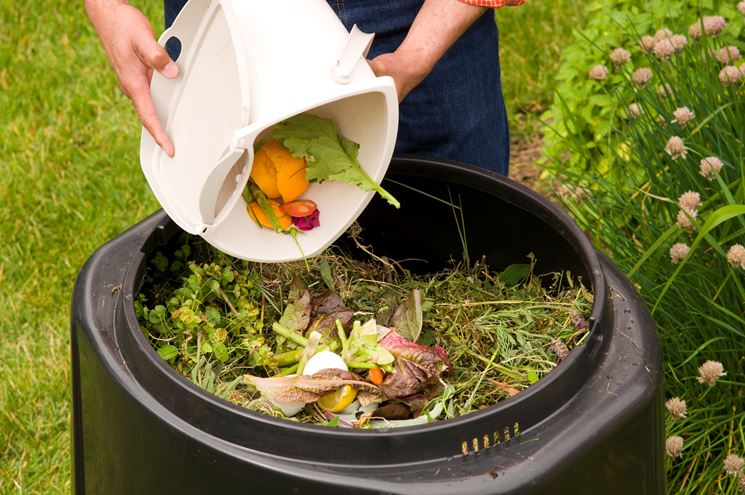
[71,157,664,494]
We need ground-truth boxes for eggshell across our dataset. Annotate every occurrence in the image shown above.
[302,351,348,376]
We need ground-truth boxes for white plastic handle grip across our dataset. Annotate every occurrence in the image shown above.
[332,24,375,84]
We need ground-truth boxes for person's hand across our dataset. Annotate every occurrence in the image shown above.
[369,0,487,103]
[369,50,429,103]
[85,0,177,156]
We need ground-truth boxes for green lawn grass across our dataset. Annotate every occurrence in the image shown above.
[0,0,590,493]
[0,1,162,492]
[496,0,587,136]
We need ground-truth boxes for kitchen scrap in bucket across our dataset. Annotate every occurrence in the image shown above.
[139,0,398,262]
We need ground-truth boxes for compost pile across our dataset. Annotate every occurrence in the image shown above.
[136,231,592,428]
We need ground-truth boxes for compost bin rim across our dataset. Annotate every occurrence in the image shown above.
[117,156,609,443]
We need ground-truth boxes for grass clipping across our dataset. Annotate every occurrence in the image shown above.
[136,231,592,427]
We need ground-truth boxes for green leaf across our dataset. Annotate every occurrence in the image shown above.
[390,289,423,342]
[213,342,229,363]
[319,260,335,291]
[272,114,400,208]
[157,345,179,361]
[499,263,531,286]
[527,370,540,384]
[205,306,221,327]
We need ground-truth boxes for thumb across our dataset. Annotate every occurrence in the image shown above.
[368,57,389,78]
[134,36,179,79]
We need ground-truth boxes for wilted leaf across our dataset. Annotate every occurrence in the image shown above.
[390,289,422,342]
[378,331,448,398]
[491,380,520,396]
[372,402,410,420]
[307,310,355,342]
[278,288,311,333]
[243,369,378,405]
[375,289,400,326]
[311,291,347,315]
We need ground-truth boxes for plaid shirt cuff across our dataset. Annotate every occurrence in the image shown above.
[458,0,525,7]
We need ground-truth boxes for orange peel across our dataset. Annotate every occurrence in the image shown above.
[250,140,309,202]
[247,200,292,230]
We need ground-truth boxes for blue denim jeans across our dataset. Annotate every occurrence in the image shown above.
[164,0,509,174]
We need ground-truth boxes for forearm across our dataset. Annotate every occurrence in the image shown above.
[398,0,488,81]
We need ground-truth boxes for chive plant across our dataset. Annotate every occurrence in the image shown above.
[547,11,745,493]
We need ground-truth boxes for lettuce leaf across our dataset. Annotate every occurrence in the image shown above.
[243,368,378,405]
[272,114,400,208]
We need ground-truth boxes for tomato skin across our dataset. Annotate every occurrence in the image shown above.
[279,199,318,218]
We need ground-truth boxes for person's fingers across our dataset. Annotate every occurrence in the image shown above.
[133,35,179,79]
[127,78,175,157]
[369,56,406,102]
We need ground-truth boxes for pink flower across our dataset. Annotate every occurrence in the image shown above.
[640,35,656,52]
[669,242,690,263]
[719,65,742,85]
[665,136,687,160]
[678,191,701,210]
[588,64,609,81]
[653,39,676,60]
[716,46,741,64]
[699,156,723,180]
[724,454,745,476]
[665,397,687,419]
[666,436,684,458]
[739,1,745,15]
[704,16,726,36]
[292,209,320,231]
[632,67,653,86]
[697,360,725,386]
[688,21,702,39]
[672,107,695,127]
[676,208,697,230]
[610,47,631,66]
[627,103,643,119]
[726,244,745,269]
[654,28,674,42]
[670,35,687,51]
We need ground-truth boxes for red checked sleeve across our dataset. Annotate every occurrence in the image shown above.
[458,0,525,6]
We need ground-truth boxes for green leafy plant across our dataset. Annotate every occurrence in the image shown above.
[542,0,743,177]
[548,10,745,492]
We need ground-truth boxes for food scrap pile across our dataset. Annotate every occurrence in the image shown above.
[136,236,592,428]
[244,114,399,236]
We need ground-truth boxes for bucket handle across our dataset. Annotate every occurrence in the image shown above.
[332,25,375,84]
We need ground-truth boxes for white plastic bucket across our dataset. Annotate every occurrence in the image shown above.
[140,0,398,261]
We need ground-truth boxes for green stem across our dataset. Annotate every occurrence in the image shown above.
[346,361,378,369]
[335,319,347,349]
[250,183,283,232]
[243,182,255,203]
[271,322,308,347]
[273,349,302,367]
[296,331,322,375]
[276,364,299,377]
